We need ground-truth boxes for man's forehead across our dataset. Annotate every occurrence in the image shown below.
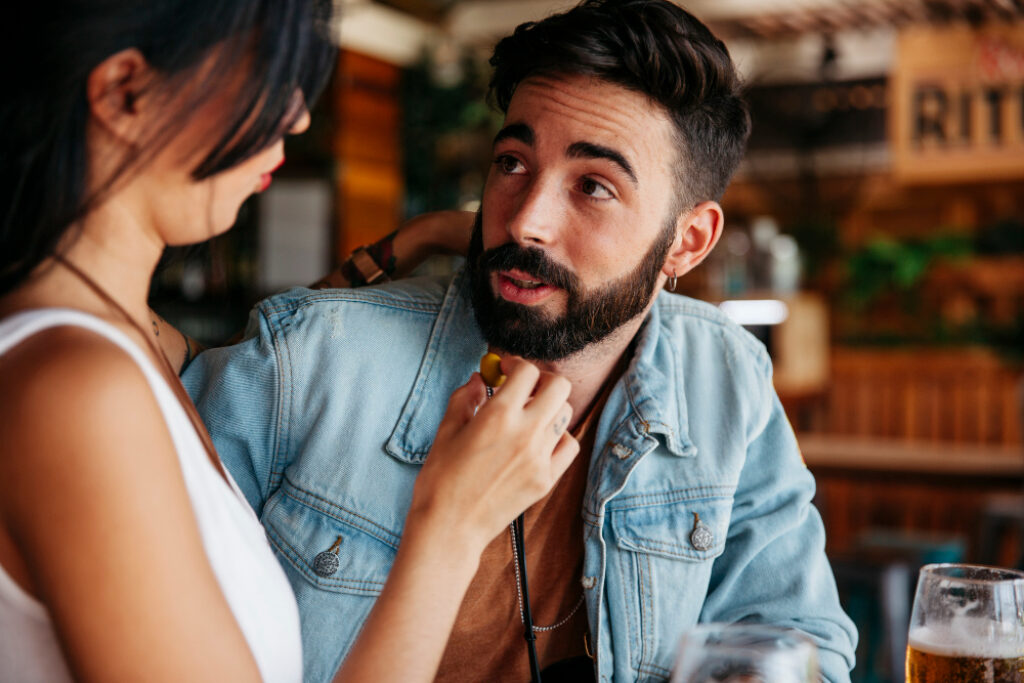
[502,74,677,177]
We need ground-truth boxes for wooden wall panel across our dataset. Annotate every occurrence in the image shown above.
[799,348,1024,561]
[333,50,403,261]
[812,469,1022,562]
[813,348,1022,446]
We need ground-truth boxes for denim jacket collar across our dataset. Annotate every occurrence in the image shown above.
[385,271,696,465]
[620,306,697,458]
[384,270,487,465]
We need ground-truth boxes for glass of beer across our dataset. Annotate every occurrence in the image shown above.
[906,563,1024,683]
[670,624,818,683]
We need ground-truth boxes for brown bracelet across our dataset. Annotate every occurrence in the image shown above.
[179,331,204,375]
[349,247,390,285]
[341,229,399,287]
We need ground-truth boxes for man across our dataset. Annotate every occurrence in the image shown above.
[185,1,857,680]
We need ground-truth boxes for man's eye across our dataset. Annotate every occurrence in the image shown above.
[495,155,525,175]
[580,177,613,199]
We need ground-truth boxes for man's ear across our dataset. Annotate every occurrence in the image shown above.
[662,201,724,279]
[86,48,153,145]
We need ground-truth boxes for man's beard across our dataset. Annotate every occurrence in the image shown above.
[467,213,676,362]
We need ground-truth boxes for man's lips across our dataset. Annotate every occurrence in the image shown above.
[504,268,546,288]
[494,269,560,305]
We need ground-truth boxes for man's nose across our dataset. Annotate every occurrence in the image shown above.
[506,176,562,247]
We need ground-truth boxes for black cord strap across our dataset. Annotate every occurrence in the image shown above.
[514,514,542,682]
[485,382,542,682]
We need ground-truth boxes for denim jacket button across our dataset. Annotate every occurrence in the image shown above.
[313,535,343,577]
[690,516,714,551]
[313,552,339,577]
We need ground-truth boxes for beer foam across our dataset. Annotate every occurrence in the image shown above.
[910,620,1024,659]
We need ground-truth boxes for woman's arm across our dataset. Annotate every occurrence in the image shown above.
[334,356,578,682]
[310,210,475,289]
[0,328,262,682]
[0,338,570,681]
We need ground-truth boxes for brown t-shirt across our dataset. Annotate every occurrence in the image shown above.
[434,381,614,682]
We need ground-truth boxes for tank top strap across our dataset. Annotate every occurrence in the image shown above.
[0,308,157,375]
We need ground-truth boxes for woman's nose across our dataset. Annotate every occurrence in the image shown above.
[288,92,311,134]
[289,107,311,135]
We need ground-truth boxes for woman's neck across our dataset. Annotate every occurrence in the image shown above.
[2,195,165,327]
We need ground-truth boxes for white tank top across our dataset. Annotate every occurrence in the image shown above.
[0,309,303,682]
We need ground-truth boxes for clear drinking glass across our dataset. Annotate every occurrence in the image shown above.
[670,624,818,683]
[906,563,1024,683]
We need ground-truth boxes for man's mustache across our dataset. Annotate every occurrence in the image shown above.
[478,243,579,294]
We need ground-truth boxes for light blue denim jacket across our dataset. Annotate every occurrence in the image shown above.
[184,270,856,683]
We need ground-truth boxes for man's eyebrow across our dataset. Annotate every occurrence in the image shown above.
[493,123,534,146]
[566,142,638,186]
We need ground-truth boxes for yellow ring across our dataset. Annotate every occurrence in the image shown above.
[480,353,507,388]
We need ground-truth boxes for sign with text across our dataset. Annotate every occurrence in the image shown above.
[891,23,1024,183]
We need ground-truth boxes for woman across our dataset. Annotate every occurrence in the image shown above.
[0,2,577,681]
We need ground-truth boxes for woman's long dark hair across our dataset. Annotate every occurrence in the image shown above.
[0,1,336,296]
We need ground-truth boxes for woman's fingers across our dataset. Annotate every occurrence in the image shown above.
[484,356,540,405]
[546,402,574,441]
[436,374,486,436]
[524,370,572,422]
[415,354,580,545]
[478,356,575,459]
[549,432,581,480]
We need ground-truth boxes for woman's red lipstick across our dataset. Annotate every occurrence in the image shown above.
[258,157,286,192]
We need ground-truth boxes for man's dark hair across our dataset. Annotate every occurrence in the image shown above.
[488,0,750,212]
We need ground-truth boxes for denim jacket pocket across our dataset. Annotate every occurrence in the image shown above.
[262,484,398,596]
[607,493,734,681]
[610,493,732,562]
[261,486,401,682]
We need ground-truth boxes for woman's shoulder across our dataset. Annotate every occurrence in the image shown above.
[0,324,172,489]
[0,322,149,403]
[0,322,265,682]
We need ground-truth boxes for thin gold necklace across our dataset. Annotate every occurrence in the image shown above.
[54,254,229,484]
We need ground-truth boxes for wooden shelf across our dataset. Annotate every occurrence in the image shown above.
[800,434,1024,477]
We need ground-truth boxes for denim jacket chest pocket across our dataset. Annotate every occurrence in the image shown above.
[261,485,400,682]
[606,492,734,681]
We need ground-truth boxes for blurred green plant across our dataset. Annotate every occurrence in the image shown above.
[840,315,1024,361]
[843,232,973,308]
[837,228,1024,358]
[400,50,500,218]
